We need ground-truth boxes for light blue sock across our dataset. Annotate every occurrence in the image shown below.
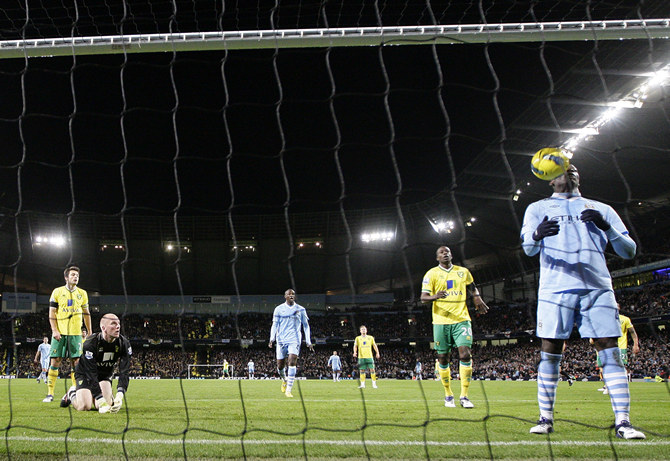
[537,351,561,421]
[599,347,630,425]
[286,366,297,392]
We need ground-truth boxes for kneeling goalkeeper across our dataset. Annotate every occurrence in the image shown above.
[61,313,132,413]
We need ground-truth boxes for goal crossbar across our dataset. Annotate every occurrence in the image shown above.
[1,19,669,59]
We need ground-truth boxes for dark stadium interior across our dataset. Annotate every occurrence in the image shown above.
[0,0,669,384]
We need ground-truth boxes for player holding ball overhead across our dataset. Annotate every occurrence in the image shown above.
[521,161,644,439]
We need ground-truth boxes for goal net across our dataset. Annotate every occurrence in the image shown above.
[1,0,669,459]
[187,363,233,379]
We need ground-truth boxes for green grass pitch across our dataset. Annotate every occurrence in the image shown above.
[1,378,668,460]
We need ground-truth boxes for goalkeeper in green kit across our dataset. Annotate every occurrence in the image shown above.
[60,313,132,413]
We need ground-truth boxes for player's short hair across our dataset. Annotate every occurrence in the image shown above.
[64,265,80,278]
[359,325,366,330]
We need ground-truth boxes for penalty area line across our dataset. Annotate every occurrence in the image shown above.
[5,436,670,447]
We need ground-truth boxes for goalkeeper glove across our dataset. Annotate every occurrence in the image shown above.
[110,392,124,413]
[532,216,560,241]
[97,397,112,414]
[580,209,610,231]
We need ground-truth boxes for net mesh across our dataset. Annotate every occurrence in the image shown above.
[1,0,669,459]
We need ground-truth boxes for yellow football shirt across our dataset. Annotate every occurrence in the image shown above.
[354,335,376,359]
[49,286,89,336]
[422,264,473,324]
[618,314,633,350]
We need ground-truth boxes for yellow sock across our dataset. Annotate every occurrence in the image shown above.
[71,372,76,388]
[459,361,473,398]
[47,368,59,396]
[438,365,453,396]
[371,372,377,382]
[360,373,366,384]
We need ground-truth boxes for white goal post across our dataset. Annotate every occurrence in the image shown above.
[187,364,234,379]
[1,19,668,59]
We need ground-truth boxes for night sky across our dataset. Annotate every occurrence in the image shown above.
[1,0,669,277]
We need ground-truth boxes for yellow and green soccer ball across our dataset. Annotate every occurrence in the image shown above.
[530,147,570,181]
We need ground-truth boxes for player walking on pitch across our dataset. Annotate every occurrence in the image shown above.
[44,265,92,402]
[269,289,313,397]
[34,337,51,384]
[248,360,255,379]
[353,325,380,388]
[421,246,488,408]
[327,351,342,382]
[60,313,131,413]
[521,164,644,439]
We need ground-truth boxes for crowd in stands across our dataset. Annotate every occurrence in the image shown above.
[2,279,669,381]
[6,328,667,381]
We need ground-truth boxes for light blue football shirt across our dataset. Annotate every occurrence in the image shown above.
[328,354,342,369]
[270,302,312,346]
[37,342,51,364]
[521,192,636,293]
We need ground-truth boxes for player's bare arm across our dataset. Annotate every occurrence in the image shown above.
[49,306,61,341]
[630,326,640,354]
[468,285,489,314]
[83,305,92,334]
[420,291,446,302]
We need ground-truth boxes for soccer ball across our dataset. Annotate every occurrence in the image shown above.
[530,147,570,181]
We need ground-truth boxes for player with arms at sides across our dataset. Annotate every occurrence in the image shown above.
[521,164,644,439]
[353,325,380,389]
[222,359,231,378]
[44,265,93,403]
[269,289,313,398]
[421,246,489,408]
[34,337,51,383]
[327,351,342,382]
[60,313,131,413]
[596,304,640,394]
[248,359,255,379]
[414,359,423,380]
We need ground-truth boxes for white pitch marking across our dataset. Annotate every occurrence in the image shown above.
[6,436,670,447]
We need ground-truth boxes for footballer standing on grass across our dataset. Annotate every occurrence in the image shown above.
[421,246,489,408]
[60,313,131,414]
[521,164,644,439]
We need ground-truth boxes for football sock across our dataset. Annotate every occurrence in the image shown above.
[438,364,453,397]
[599,347,630,425]
[67,386,77,405]
[359,373,366,385]
[47,367,59,396]
[537,351,561,421]
[278,367,286,381]
[70,372,76,388]
[286,366,297,393]
[459,361,473,398]
[371,372,377,382]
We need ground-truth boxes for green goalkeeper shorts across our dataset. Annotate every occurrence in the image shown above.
[433,321,473,355]
[50,334,83,359]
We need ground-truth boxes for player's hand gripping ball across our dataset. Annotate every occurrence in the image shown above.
[531,147,570,181]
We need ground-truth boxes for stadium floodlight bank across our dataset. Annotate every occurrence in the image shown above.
[1,19,669,59]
